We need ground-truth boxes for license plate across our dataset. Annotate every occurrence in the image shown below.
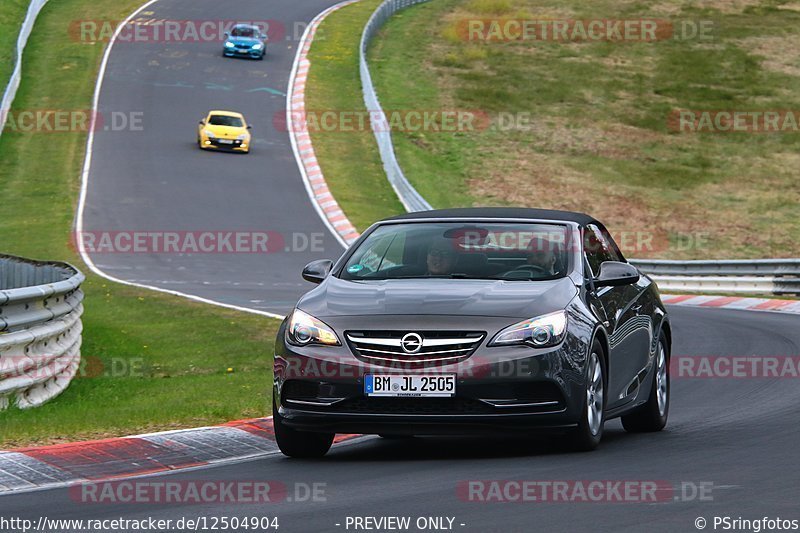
[365,374,456,397]
[218,139,234,144]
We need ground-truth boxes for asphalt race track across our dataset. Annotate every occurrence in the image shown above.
[80,0,346,315]
[6,0,799,531]
[2,307,799,531]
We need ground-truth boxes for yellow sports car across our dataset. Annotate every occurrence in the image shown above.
[197,110,251,153]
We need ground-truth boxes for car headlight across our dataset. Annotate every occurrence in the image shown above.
[203,130,215,138]
[236,133,248,140]
[286,309,340,347]
[252,43,263,50]
[224,41,235,48]
[489,311,568,348]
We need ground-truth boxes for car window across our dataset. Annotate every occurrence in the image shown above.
[583,224,621,276]
[231,26,258,38]
[339,222,570,281]
[208,115,243,127]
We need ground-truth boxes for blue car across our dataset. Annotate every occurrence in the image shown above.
[223,24,267,60]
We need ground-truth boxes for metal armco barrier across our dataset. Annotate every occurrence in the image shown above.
[631,259,800,295]
[361,0,433,212]
[0,254,84,410]
[0,0,50,140]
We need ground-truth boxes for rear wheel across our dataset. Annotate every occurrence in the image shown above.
[570,339,606,451]
[622,332,669,432]
[273,403,334,458]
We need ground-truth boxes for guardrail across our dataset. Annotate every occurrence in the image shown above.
[360,0,433,212]
[0,0,50,141]
[631,259,800,295]
[0,254,84,410]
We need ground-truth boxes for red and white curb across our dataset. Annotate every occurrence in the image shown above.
[662,294,800,314]
[288,0,362,249]
[0,418,355,495]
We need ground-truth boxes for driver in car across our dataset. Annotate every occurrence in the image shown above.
[426,239,457,276]
[523,236,561,277]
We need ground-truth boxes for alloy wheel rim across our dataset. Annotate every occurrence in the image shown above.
[656,343,668,416]
[586,352,604,435]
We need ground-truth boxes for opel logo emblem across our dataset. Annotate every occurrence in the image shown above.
[400,333,423,354]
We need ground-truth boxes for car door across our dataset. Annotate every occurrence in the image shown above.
[583,224,651,410]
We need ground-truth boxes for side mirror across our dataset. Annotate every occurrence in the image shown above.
[247,125,252,129]
[199,120,205,125]
[224,32,229,38]
[302,259,333,284]
[594,261,640,287]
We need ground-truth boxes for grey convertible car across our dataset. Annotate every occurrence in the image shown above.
[273,208,671,457]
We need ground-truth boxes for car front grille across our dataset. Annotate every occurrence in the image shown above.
[345,331,484,367]
[234,44,252,50]
[210,139,242,147]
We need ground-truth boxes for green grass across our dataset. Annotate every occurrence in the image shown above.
[311,0,800,259]
[0,0,279,448]
[305,0,405,231]
[0,0,31,92]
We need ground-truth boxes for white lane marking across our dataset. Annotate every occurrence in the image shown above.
[75,0,285,319]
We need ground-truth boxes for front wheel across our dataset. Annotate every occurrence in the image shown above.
[569,339,606,451]
[622,333,670,432]
[273,403,334,458]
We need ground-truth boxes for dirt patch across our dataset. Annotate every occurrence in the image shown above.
[739,35,800,77]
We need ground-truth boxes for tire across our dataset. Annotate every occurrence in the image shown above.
[273,403,334,458]
[570,338,606,451]
[622,332,670,433]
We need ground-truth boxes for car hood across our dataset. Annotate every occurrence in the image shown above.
[203,125,247,138]
[297,276,578,319]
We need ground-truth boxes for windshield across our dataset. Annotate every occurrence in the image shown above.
[231,26,259,38]
[339,222,570,281]
[208,115,244,127]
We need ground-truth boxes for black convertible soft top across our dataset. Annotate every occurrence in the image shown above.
[384,207,599,227]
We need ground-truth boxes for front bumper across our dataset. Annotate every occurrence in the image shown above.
[200,137,249,152]
[274,316,593,436]
[223,46,264,59]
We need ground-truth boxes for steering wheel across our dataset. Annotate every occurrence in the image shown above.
[512,264,548,277]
